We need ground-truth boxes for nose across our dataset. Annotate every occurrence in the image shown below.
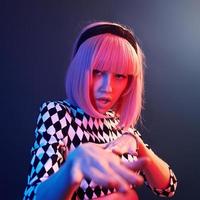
[101,73,112,93]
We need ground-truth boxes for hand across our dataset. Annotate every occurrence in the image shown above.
[103,133,138,157]
[67,143,146,193]
[132,133,148,157]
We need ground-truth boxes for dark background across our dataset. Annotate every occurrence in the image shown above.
[1,0,200,199]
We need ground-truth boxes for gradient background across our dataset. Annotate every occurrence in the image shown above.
[1,0,200,199]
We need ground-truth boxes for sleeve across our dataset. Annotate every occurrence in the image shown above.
[142,167,177,198]
[133,129,178,198]
[23,101,70,200]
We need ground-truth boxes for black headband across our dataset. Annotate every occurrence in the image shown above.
[74,24,138,55]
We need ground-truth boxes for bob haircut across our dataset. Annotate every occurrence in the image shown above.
[65,21,145,129]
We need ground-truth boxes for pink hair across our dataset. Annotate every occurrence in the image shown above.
[65,22,145,129]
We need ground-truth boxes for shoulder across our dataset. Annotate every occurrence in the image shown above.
[38,100,74,119]
[39,100,69,112]
[37,100,72,129]
[35,100,73,137]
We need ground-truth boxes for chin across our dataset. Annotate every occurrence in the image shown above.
[97,108,109,114]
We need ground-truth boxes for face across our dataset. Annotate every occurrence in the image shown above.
[91,69,128,114]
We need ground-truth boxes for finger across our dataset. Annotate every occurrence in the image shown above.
[111,146,138,157]
[111,147,123,156]
[123,157,151,171]
[109,171,131,193]
[128,148,138,157]
[110,162,144,187]
[91,158,131,192]
[96,143,107,148]
[87,167,128,191]
[71,161,84,184]
[86,167,115,187]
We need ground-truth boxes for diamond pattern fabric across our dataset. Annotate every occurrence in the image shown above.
[23,100,177,199]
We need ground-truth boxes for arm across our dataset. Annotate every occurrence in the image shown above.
[23,102,145,200]
[23,101,72,200]
[137,137,170,188]
[135,131,177,197]
[36,160,80,200]
[103,130,177,198]
[36,142,146,200]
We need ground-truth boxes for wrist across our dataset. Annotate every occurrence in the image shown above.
[66,151,83,186]
[123,132,139,153]
[137,141,151,157]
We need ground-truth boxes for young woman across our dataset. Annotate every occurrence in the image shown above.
[23,21,177,200]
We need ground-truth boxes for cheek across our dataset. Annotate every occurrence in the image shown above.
[112,81,127,101]
[90,79,99,99]
[89,78,94,99]
[92,78,102,93]
[119,79,129,94]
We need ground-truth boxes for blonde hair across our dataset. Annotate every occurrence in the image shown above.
[65,21,145,129]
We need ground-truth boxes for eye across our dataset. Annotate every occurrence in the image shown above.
[93,69,103,76]
[115,74,127,79]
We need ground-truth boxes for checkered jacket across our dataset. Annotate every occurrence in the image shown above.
[23,100,177,199]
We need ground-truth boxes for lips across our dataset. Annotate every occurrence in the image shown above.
[96,97,111,104]
[94,96,113,113]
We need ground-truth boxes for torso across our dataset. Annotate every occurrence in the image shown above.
[61,100,138,200]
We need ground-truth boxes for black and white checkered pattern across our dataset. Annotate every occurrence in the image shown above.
[23,100,177,199]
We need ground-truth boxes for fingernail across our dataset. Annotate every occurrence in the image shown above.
[133,152,138,156]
